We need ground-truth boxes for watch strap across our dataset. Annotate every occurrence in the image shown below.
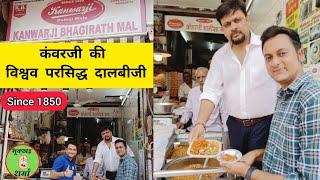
[244,166,257,180]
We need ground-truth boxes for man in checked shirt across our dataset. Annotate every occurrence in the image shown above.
[221,26,320,180]
[114,139,138,180]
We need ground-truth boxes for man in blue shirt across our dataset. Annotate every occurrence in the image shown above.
[115,139,138,180]
[220,26,320,179]
[50,141,77,180]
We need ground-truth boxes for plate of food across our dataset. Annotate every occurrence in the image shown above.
[187,139,222,158]
[217,149,242,163]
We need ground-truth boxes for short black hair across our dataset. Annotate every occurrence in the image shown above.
[90,145,97,150]
[115,139,127,148]
[216,0,247,25]
[261,26,301,51]
[65,140,76,148]
[56,144,65,152]
[100,126,112,133]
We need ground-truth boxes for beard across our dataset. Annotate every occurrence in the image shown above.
[104,136,111,141]
[231,31,246,45]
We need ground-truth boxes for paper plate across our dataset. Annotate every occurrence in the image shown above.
[217,149,242,163]
[187,139,222,158]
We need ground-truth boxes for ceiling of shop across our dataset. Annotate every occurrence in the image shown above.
[155,0,221,10]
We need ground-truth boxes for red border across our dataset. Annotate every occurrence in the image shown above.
[5,1,14,41]
[5,144,41,178]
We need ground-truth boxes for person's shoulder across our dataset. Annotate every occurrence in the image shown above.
[54,154,65,161]
[213,44,228,57]
[189,86,200,94]
[299,79,320,105]
[112,136,122,142]
[86,157,93,161]
[126,156,137,165]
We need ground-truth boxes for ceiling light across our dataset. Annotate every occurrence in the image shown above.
[86,88,93,93]
[154,39,171,61]
[154,54,163,61]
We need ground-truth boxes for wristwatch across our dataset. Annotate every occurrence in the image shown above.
[244,166,257,180]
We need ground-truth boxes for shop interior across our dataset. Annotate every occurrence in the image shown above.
[152,0,320,179]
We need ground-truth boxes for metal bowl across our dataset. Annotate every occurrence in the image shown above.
[162,157,223,180]
[154,103,176,114]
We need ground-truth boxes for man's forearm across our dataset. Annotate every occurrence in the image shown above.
[91,162,100,176]
[254,149,265,161]
[50,171,64,179]
[251,170,283,180]
[197,99,215,124]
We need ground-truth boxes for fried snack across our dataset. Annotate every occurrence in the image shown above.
[190,139,220,155]
[223,154,237,162]
[170,145,189,159]
[171,164,220,180]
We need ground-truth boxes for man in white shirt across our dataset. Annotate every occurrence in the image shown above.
[91,127,134,180]
[178,67,230,148]
[189,0,277,163]
[177,67,228,132]
[178,71,192,102]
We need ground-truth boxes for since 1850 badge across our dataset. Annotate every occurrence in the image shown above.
[5,145,40,178]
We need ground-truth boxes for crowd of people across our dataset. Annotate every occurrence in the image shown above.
[29,126,138,180]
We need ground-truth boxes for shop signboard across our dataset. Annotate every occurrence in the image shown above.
[67,107,121,118]
[7,0,147,42]
[164,15,223,34]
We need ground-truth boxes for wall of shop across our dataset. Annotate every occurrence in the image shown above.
[295,0,320,79]
[121,88,146,179]
[250,0,286,34]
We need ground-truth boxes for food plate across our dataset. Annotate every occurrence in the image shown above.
[217,149,242,163]
[187,139,222,158]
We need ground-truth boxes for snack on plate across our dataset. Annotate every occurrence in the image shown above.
[223,154,237,161]
[217,149,242,163]
[189,139,221,156]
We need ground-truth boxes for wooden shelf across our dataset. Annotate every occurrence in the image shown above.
[8,138,25,142]
[0,138,25,142]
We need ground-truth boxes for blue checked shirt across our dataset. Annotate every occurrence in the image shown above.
[115,154,138,180]
[263,71,320,179]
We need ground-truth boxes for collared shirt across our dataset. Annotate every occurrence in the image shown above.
[200,32,278,119]
[263,72,320,179]
[51,154,76,180]
[83,157,105,179]
[115,154,138,180]
[94,136,134,172]
[178,82,191,100]
[180,86,228,132]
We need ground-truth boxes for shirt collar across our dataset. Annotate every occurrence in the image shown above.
[249,32,261,46]
[120,154,130,161]
[63,154,73,162]
[277,71,313,97]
